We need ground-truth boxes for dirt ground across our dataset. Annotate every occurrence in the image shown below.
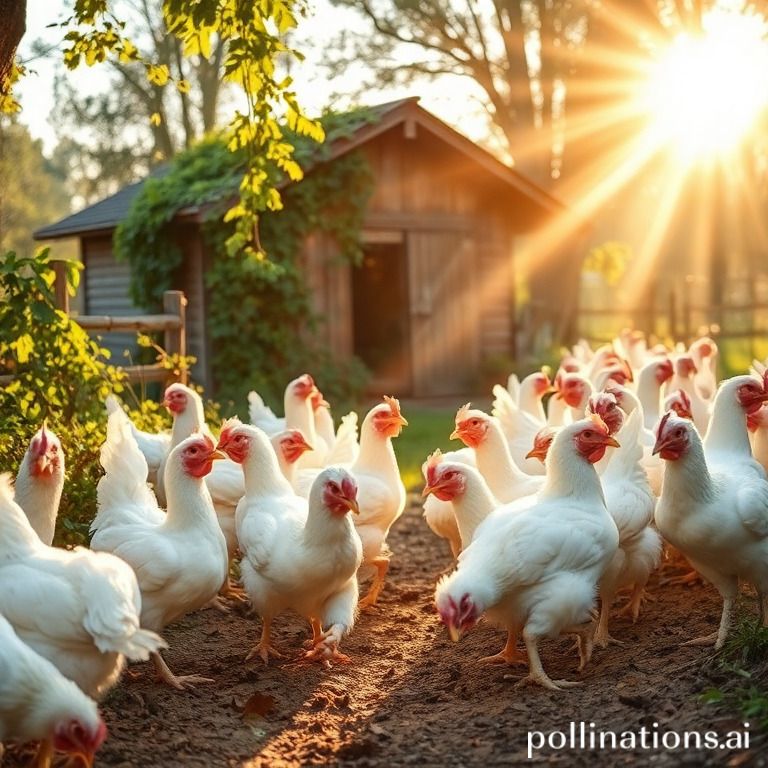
[6,499,767,768]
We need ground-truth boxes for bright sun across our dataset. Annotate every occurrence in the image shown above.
[643,7,768,161]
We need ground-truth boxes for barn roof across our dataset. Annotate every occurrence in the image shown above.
[35,97,563,241]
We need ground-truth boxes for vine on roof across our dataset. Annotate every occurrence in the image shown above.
[114,107,378,406]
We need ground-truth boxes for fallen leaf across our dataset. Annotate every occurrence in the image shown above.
[242,693,275,719]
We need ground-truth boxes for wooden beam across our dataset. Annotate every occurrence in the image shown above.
[74,314,182,332]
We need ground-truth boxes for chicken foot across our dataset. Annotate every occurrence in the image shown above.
[303,624,351,667]
[358,556,390,609]
[479,630,527,666]
[617,586,655,622]
[681,597,734,651]
[512,632,582,691]
[594,600,624,649]
[246,618,286,665]
[660,569,703,588]
[219,574,248,604]
[152,651,214,691]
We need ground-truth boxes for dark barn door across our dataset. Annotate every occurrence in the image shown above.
[352,242,412,395]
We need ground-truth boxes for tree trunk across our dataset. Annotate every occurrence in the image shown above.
[0,0,26,95]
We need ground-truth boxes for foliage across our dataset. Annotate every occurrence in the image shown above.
[0,118,74,258]
[582,241,632,286]
[0,250,123,422]
[116,107,377,407]
[0,249,119,546]
[700,608,768,731]
[7,0,323,265]
[0,248,226,546]
[47,0,230,206]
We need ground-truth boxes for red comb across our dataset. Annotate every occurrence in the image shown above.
[424,449,443,486]
[383,395,401,417]
[657,411,673,441]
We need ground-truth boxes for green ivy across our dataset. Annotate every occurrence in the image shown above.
[115,108,378,408]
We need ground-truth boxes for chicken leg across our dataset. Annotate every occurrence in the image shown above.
[617,586,655,622]
[303,623,351,667]
[152,651,214,690]
[681,597,734,651]
[514,632,582,691]
[246,617,285,665]
[479,630,527,666]
[358,556,390,609]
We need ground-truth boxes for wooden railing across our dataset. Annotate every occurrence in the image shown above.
[72,289,189,387]
[1,260,189,389]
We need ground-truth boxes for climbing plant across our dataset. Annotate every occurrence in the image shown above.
[115,107,378,407]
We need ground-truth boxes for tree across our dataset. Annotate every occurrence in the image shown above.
[47,0,230,203]
[0,118,73,257]
[2,0,323,263]
[0,0,26,101]
[324,1,746,189]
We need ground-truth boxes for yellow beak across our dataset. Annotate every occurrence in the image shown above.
[448,625,461,643]
[210,449,227,461]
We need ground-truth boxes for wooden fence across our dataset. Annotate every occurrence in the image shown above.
[0,260,188,389]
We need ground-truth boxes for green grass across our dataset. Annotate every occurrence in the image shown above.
[701,608,768,731]
[392,406,459,491]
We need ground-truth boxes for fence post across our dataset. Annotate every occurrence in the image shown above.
[668,289,677,341]
[163,290,188,385]
[52,261,69,314]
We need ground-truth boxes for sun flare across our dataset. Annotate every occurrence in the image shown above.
[643,8,768,161]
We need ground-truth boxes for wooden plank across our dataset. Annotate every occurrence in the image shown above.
[75,314,182,332]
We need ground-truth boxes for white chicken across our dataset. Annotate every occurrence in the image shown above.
[155,382,216,506]
[703,373,768,480]
[14,424,64,545]
[105,394,170,487]
[491,384,547,476]
[635,357,674,431]
[422,451,497,553]
[667,354,710,435]
[0,614,107,768]
[248,374,329,469]
[90,411,228,690]
[605,382,664,496]
[689,336,719,400]
[217,420,363,665]
[584,406,660,641]
[151,384,244,599]
[348,397,408,608]
[271,429,314,487]
[654,412,768,648]
[451,405,544,501]
[431,418,620,690]
[0,474,165,700]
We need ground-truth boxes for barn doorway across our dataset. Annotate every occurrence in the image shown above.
[351,239,412,395]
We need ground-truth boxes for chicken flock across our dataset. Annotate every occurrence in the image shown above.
[3,330,768,765]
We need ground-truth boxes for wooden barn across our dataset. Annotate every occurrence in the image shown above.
[35,98,565,397]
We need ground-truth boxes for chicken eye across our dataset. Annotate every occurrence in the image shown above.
[583,430,593,439]
[675,428,685,438]
[328,482,339,493]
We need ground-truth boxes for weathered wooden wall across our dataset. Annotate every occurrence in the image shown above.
[302,123,518,396]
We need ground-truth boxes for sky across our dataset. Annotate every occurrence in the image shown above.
[14,0,493,158]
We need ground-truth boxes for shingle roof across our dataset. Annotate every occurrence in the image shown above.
[34,166,170,241]
[35,97,562,240]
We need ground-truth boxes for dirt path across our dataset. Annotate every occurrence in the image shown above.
[6,502,764,767]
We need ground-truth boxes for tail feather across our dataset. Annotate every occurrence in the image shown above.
[248,390,284,434]
[115,627,167,661]
[602,409,645,484]
[92,411,163,535]
[326,411,359,466]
